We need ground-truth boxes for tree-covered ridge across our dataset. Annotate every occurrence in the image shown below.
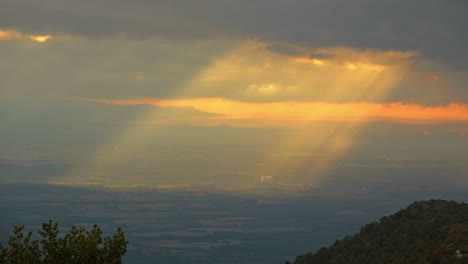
[0,220,128,264]
[287,200,468,264]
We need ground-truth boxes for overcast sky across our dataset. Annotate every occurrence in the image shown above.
[1,1,467,191]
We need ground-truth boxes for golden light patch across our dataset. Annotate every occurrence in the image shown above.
[0,30,21,40]
[346,63,358,70]
[293,57,326,66]
[312,59,325,66]
[345,62,385,71]
[28,35,52,43]
[0,28,52,43]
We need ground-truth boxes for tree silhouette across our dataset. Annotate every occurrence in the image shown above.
[0,220,128,264]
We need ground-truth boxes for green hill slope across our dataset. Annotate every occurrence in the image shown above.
[286,200,468,264]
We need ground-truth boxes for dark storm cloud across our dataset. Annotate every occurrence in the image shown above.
[1,0,467,68]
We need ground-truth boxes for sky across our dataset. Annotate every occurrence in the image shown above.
[1,0,467,193]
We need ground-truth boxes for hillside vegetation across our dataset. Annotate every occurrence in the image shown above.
[287,200,468,264]
[0,220,127,264]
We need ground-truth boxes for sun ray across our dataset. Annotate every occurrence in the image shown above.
[52,40,429,192]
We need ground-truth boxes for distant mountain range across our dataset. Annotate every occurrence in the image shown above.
[286,200,468,264]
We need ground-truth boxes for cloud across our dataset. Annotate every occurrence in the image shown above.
[0,28,52,42]
[2,35,466,109]
[1,0,467,68]
[175,41,419,104]
[0,32,234,100]
[80,97,468,126]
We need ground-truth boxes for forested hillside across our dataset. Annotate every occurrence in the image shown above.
[287,200,468,264]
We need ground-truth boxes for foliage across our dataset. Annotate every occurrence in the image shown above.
[286,200,468,264]
[0,220,128,264]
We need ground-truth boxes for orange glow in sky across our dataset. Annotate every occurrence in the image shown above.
[28,35,52,42]
[0,29,52,42]
[81,97,468,125]
[293,57,325,66]
[0,30,20,40]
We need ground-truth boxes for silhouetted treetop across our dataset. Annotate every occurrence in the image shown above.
[0,220,128,264]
